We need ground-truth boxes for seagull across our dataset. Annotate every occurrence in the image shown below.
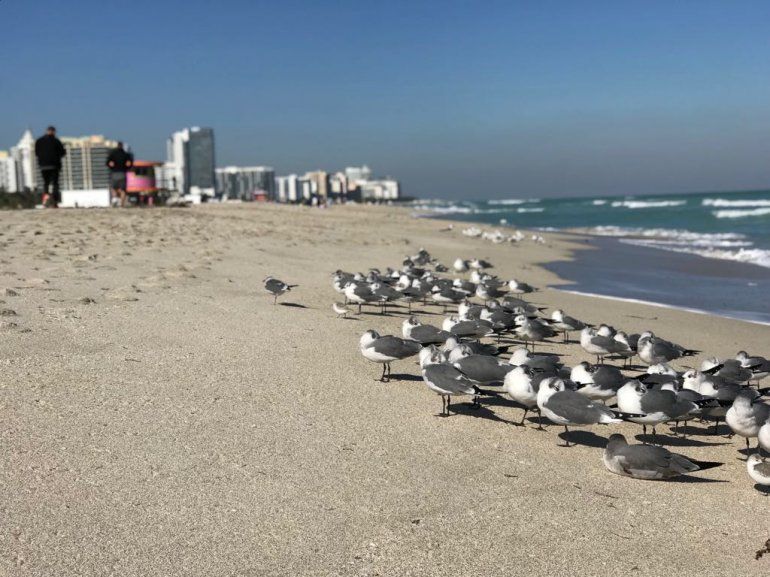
[359,330,422,382]
[603,434,721,480]
[502,365,558,427]
[421,356,480,416]
[476,283,508,303]
[344,282,378,314]
[453,258,469,273]
[637,333,698,365]
[442,335,508,358]
[536,377,623,446]
[332,302,351,318]
[452,350,515,385]
[442,316,494,339]
[508,279,536,295]
[682,369,743,434]
[580,326,623,364]
[514,315,556,351]
[726,389,770,453]
[469,258,493,270]
[263,276,297,304]
[616,380,702,442]
[402,316,452,345]
[701,357,755,384]
[612,332,636,366]
[549,309,589,342]
[570,362,625,403]
[736,351,770,384]
[431,286,466,312]
[509,347,563,373]
[747,454,770,489]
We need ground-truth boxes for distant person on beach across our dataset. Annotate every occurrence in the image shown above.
[34,126,66,208]
[106,142,133,207]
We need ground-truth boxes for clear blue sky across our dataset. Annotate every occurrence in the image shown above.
[2,0,770,199]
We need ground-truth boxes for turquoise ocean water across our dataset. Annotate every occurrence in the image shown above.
[410,189,770,323]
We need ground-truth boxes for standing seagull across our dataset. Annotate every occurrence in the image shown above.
[263,276,297,304]
[332,302,351,318]
[726,389,770,453]
[603,434,720,480]
[359,330,421,382]
[421,355,480,416]
[536,377,623,446]
[616,380,701,442]
[637,333,698,365]
[550,309,588,342]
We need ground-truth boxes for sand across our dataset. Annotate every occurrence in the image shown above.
[0,203,768,576]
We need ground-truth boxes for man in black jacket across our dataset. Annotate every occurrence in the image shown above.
[34,126,66,208]
[106,142,133,207]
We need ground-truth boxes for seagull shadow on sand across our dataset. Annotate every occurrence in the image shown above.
[387,373,423,382]
[557,430,609,448]
[279,302,309,309]
[447,402,514,425]
[633,433,730,448]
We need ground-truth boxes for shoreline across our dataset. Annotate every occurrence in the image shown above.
[1,203,768,576]
[414,210,770,326]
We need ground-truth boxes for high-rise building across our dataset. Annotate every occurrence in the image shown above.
[359,178,400,201]
[345,165,372,185]
[215,166,275,200]
[0,151,18,192]
[164,127,216,199]
[329,172,348,199]
[59,135,119,191]
[10,130,37,192]
[276,174,299,203]
[303,170,329,198]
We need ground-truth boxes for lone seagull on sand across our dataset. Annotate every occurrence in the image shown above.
[264,276,297,304]
[359,330,421,382]
[333,302,351,318]
[603,434,721,480]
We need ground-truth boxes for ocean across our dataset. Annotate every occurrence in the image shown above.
[410,189,770,324]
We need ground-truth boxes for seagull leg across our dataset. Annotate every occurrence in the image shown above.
[535,409,546,431]
[651,427,657,445]
[273,294,277,305]
[560,426,572,447]
[642,424,647,441]
[387,363,392,380]
[379,364,387,382]
[519,408,528,426]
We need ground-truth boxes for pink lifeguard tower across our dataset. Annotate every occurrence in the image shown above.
[126,160,162,205]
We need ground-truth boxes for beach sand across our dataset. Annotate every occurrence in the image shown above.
[1,203,768,576]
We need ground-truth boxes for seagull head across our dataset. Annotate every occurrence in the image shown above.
[359,330,380,349]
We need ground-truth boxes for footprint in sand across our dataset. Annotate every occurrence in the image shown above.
[0,308,17,317]
[79,297,97,305]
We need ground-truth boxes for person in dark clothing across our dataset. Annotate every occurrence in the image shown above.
[106,142,133,207]
[34,126,66,208]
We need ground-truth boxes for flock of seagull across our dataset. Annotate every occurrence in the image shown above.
[264,248,770,489]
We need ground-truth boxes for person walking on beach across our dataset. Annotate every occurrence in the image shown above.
[106,141,133,207]
[34,126,66,208]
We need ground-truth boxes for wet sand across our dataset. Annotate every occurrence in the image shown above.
[1,203,768,576]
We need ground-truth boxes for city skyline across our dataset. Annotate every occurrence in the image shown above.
[3,1,770,199]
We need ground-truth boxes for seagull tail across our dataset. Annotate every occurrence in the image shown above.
[287,284,299,289]
[611,410,646,422]
[681,349,700,357]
